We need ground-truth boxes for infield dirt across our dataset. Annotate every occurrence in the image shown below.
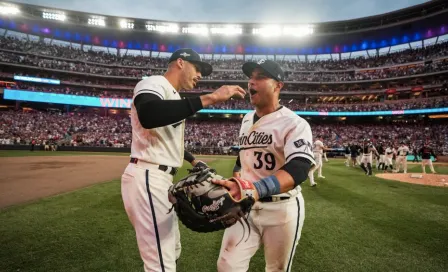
[0,155,129,208]
[0,155,218,209]
[376,172,448,187]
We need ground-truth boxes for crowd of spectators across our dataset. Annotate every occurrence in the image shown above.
[1,110,447,156]
[2,49,447,82]
[1,36,447,71]
[312,123,448,155]
[1,35,447,155]
[1,36,448,83]
[8,81,448,112]
[0,110,131,148]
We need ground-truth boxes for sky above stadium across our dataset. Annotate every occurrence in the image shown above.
[11,0,428,24]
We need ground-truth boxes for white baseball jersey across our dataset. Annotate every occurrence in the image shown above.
[313,140,324,154]
[397,145,410,156]
[238,106,315,197]
[362,144,377,155]
[130,75,184,168]
[386,147,395,158]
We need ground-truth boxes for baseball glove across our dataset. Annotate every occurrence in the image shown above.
[168,167,255,239]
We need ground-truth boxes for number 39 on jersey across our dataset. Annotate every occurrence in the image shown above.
[237,107,316,183]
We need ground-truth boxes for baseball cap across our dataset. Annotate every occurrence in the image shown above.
[242,59,285,82]
[169,48,213,76]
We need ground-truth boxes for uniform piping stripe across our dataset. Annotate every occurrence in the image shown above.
[136,89,164,100]
[145,169,165,272]
[238,146,268,151]
[286,152,315,163]
[286,197,301,272]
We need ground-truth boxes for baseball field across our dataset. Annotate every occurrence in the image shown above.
[1,151,447,272]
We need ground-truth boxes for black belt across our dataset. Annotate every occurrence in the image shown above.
[130,158,178,176]
[259,196,290,203]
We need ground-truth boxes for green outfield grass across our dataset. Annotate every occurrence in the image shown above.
[0,154,447,272]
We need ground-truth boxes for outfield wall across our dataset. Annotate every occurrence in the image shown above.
[1,145,444,162]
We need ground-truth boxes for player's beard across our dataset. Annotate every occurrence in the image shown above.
[181,74,195,91]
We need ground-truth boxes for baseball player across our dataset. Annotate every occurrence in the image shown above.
[213,59,315,272]
[360,139,379,176]
[395,142,410,173]
[412,146,420,162]
[344,143,351,167]
[350,143,359,167]
[373,148,380,169]
[309,136,327,186]
[121,48,246,272]
[383,144,395,172]
[419,143,437,174]
[376,142,386,170]
[356,144,362,166]
[323,151,329,162]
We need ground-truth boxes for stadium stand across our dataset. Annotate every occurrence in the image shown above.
[0,1,447,157]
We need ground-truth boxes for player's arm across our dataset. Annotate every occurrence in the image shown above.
[261,157,312,195]
[214,158,312,201]
[134,85,245,129]
[233,154,241,178]
[134,93,203,129]
[431,149,437,158]
[183,150,208,168]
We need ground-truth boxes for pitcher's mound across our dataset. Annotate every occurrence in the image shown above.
[376,173,448,187]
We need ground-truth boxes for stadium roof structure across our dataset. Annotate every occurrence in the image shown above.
[0,0,447,55]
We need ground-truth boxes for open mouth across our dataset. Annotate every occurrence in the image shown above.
[249,89,257,95]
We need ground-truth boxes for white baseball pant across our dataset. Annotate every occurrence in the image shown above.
[345,154,350,166]
[421,159,436,173]
[379,155,386,164]
[356,154,362,165]
[217,193,305,272]
[395,155,407,173]
[385,156,393,166]
[309,152,323,185]
[121,161,181,272]
[361,154,373,165]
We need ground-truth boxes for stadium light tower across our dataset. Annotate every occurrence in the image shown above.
[253,24,314,37]
[210,25,242,35]
[88,17,106,27]
[252,25,282,37]
[182,25,209,36]
[42,12,66,21]
[283,25,314,37]
[0,5,20,15]
[146,23,179,33]
[119,19,134,29]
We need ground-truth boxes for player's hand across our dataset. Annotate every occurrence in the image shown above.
[204,85,246,105]
[192,160,208,169]
[213,179,241,199]
[212,178,259,201]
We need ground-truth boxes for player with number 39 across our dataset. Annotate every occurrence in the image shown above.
[213,59,315,272]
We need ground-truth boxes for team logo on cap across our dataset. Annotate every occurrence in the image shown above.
[180,52,190,57]
[257,59,265,64]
